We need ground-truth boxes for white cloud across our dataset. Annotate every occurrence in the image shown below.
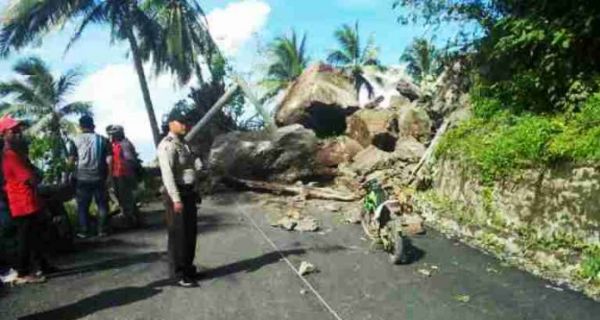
[206,0,271,55]
[69,64,189,162]
[68,1,272,162]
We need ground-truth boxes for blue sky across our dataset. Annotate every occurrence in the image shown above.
[0,0,454,161]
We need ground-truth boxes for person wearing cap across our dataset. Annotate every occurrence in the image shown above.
[69,115,112,238]
[157,111,201,287]
[106,125,141,227]
[0,115,53,284]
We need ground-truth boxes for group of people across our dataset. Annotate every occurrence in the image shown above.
[0,114,144,285]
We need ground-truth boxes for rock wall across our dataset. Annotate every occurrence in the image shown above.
[434,160,600,244]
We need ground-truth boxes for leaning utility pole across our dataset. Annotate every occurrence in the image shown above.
[184,74,277,142]
[232,74,276,133]
[185,83,240,142]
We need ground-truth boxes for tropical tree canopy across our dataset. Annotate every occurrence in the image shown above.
[401,37,441,84]
[326,21,381,96]
[262,30,309,98]
[0,56,92,130]
[0,0,175,145]
[139,0,216,86]
[394,0,600,113]
[0,56,91,183]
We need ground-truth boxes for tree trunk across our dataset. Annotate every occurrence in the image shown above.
[226,177,360,202]
[124,22,161,146]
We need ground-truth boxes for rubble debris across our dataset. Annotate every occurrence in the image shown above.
[228,178,359,202]
[324,203,341,212]
[401,213,426,236]
[272,217,297,231]
[545,285,565,292]
[296,218,320,232]
[299,261,317,276]
[316,136,364,167]
[418,269,432,277]
[486,267,499,274]
[397,104,432,144]
[346,109,399,151]
[286,208,302,220]
[396,79,421,102]
[344,208,362,224]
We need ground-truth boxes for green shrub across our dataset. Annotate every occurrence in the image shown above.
[580,246,600,281]
[437,92,600,184]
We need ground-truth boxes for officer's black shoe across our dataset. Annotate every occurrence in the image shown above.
[177,277,198,288]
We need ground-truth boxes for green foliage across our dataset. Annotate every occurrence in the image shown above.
[394,0,600,113]
[437,93,600,184]
[549,94,600,162]
[139,0,215,85]
[0,56,87,185]
[327,21,382,96]
[261,30,309,99]
[580,246,600,281]
[28,135,73,184]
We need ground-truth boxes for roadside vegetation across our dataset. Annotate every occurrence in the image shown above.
[392,1,600,184]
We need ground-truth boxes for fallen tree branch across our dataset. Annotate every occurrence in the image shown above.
[409,119,451,186]
[226,177,359,202]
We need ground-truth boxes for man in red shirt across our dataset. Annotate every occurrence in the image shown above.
[0,115,52,284]
[107,125,141,227]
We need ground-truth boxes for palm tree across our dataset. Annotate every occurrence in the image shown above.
[0,0,168,146]
[0,56,92,182]
[260,30,309,99]
[326,21,381,97]
[401,37,441,83]
[0,56,92,132]
[139,0,215,86]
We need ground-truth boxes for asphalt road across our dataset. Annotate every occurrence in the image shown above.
[1,192,598,320]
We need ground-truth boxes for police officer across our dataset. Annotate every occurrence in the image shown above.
[157,111,200,287]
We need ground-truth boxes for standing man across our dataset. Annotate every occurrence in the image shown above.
[107,125,141,228]
[70,115,112,238]
[0,115,53,284]
[157,111,200,287]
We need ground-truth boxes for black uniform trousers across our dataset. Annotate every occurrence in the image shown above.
[163,185,198,279]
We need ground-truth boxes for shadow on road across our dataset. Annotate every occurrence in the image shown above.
[201,249,307,280]
[48,251,165,279]
[21,249,307,320]
[18,278,172,320]
[405,238,426,264]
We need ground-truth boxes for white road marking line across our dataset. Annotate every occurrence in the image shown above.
[232,200,345,320]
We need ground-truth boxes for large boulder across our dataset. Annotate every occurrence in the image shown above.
[397,104,432,144]
[351,139,425,175]
[208,125,328,182]
[275,63,359,137]
[346,109,399,151]
[395,137,426,162]
[316,136,364,167]
[351,146,397,175]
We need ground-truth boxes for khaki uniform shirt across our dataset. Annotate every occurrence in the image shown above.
[157,132,197,203]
